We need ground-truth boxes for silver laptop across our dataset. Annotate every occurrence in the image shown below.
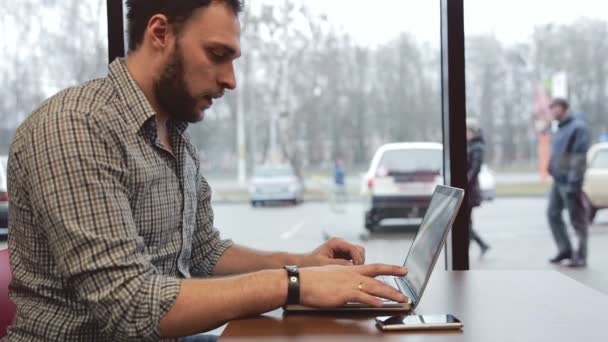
[285,185,465,313]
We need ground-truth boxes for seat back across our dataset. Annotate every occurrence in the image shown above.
[0,248,16,337]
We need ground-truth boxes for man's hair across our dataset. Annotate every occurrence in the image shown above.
[126,0,244,51]
[549,98,570,111]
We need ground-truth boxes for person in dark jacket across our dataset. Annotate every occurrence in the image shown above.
[547,98,591,267]
[466,118,490,255]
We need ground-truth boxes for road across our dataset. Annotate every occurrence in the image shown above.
[2,197,608,293]
[213,197,608,294]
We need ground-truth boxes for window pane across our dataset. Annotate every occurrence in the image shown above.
[0,0,108,243]
[465,0,608,293]
[591,150,608,169]
[195,0,444,267]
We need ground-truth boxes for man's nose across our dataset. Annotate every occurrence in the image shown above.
[219,62,237,90]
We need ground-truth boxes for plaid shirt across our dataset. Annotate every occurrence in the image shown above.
[5,59,233,341]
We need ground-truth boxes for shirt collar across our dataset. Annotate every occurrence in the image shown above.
[558,116,574,128]
[108,58,191,138]
[108,58,157,133]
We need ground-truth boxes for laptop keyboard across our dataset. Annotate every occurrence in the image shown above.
[377,276,399,303]
[379,276,399,288]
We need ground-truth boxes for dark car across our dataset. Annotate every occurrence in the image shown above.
[0,156,8,239]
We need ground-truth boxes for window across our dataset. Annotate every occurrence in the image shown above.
[465,0,608,293]
[0,0,108,246]
[188,0,445,265]
[591,150,608,169]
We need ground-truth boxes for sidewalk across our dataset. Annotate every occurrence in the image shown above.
[207,172,552,203]
[470,198,608,295]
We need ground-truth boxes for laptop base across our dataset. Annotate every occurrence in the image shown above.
[284,302,412,313]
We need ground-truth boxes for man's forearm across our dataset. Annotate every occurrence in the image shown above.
[160,269,287,338]
[212,244,305,276]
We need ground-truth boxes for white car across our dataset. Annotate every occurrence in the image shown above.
[583,142,608,223]
[248,164,304,206]
[361,143,497,230]
[361,142,443,231]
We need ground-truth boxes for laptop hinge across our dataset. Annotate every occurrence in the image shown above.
[396,278,418,307]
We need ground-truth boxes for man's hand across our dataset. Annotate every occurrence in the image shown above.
[301,237,365,267]
[299,264,409,308]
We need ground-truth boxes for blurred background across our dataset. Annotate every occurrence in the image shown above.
[1,0,607,295]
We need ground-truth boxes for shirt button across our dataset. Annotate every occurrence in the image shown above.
[290,276,297,283]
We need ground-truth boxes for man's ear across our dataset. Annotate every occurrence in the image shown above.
[146,14,174,51]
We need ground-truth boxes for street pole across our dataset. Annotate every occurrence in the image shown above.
[237,87,246,185]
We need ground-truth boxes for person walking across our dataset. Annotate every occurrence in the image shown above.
[466,118,490,256]
[547,98,591,268]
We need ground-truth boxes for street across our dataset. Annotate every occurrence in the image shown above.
[213,197,608,294]
[2,197,607,293]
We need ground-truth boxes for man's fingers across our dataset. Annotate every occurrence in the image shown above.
[327,258,352,266]
[357,263,408,277]
[359,278,409,303]
[349,290,384,308]
[329,238,365,265]
[357,245,366,264]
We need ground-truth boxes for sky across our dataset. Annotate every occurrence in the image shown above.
[286,0,608,47]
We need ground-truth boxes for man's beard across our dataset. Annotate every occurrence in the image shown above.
[154,43,204,123]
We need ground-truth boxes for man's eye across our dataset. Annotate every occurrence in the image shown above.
[212,50,226,58]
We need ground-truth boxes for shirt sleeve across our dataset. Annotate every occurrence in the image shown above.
[27,111,180,341]
[190,174,233,277]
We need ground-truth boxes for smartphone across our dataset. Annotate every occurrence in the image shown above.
[376,314,463,331]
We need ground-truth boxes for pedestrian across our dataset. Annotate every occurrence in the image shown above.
[547,98,591,267]
[334,158,347,203]
[466,118,490,256]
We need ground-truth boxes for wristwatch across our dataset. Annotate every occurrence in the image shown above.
[283,265,300,305]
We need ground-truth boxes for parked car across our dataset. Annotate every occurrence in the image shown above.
[583,142,608,223]
[248,164,304,206]
[361,142,443,231]
[361,143,496,231]
[0,156,8,239]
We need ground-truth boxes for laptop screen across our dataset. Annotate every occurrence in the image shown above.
[402,186,463,302]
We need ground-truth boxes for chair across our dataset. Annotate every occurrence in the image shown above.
[0,248,16,337]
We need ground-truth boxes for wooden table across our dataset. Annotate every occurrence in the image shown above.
[220,271,608,342]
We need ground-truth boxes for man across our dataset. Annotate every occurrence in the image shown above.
[465,118,490,255]
[5,1,407,341]
[547,98,591,268]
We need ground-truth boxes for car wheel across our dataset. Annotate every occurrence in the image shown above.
[365,212,379,232]
[364,222,377,232]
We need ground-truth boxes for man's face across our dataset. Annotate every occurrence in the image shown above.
[154,2,241,123]
[550,105,567,121]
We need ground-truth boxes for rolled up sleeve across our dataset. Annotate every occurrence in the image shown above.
[190,175,233,277]
[29,112,180,341]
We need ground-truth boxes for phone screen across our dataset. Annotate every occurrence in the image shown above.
[377,314,461,326]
